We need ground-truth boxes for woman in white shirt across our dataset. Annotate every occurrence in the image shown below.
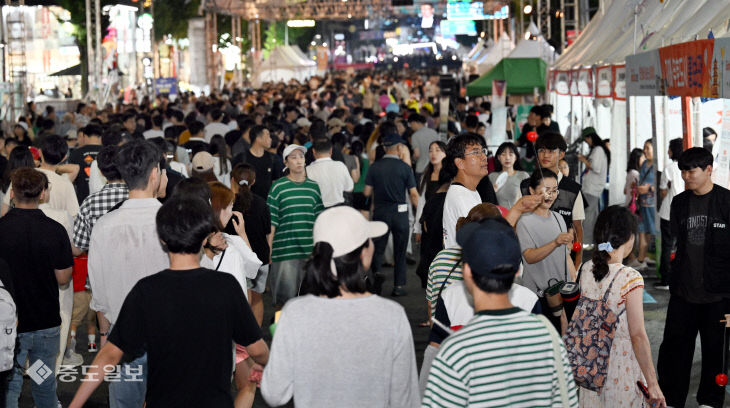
[488,142,529,209]
[578,129,610,246]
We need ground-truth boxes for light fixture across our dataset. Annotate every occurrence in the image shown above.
[525,31,531,40]
[523,4,533,14]
[393,56,399,62]
[287,20,315,28]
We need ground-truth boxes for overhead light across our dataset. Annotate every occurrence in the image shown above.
[523,5,533,14]
[393,57,399,62]
[287,20,316,28]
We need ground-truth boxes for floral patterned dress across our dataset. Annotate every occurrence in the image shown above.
[578,262,647,407]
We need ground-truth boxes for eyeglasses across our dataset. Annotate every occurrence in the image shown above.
[463,148,489,158]
[542,189,560,196]
[537,148,561,155]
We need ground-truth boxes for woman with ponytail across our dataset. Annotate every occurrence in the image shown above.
[573,206,665,407]
[225,163,271,327]
[261,206,420,408]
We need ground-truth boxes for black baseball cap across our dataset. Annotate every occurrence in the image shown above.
[382,133,406,147]
[456,218,522,278]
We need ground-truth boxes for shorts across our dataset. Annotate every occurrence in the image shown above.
[638,206,656,235]
[71,290,97,328]
[351,192,370,211]
[269,258,307,306]
[247,264,269,294]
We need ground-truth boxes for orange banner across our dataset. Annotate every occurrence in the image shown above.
[658,39,714,97]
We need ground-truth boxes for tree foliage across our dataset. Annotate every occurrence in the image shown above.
[153,0,201,41]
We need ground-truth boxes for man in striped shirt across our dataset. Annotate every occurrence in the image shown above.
[267,144,324,308]
[423,218,578,408]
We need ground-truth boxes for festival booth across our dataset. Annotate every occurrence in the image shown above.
[254,45,316,86]
[473,32,513,75]
[466,58,547,96]
[549,0,730,206]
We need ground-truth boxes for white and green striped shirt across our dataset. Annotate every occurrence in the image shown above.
[426,247,462,318]
[267,177,324,262]
[422,308,579,408]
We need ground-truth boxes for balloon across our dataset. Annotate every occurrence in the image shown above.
[527,131,538,142]
[716,373,728,387]
[670,252,676,261]
[572,242,582,252]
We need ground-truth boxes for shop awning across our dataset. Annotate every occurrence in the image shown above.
[49,64,81,77]
[466,58,547,96]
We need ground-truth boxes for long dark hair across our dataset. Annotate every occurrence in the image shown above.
[493,142,523,172]
[419,141,447,193]
[3,146,35,193]
[301,241,368,298]
[591,206,637,281]
[626,148,643,172]
[585,133,611,165]
[208,135,230,174]
[230,163,255,213]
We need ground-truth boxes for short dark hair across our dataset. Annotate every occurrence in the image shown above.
[188,121,205,136]
[152,114,164,127]
[102,128,123,146]
[156,197,216,254]
[170,109,184,122]
[678,147,713,171]
[528,168,558,190]
[465,114,479,129]
[122,113,136,123]
[10,167,47,203]
[85,124,103,139]
[444,133,485,180]
[407,113,426,124]
[171,177,211,202]
[668,138,684,161]
[313,137,332,153]
[249,125,267,145]
[97,145,121,180]
[209,108,223,121]
[115,140,161,190]
[535,132,567,152]
[40,135,68,165]
[470,265,515,294]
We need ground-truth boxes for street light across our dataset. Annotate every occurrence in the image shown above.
[524,4,533,14]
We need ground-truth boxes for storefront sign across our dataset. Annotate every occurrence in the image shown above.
[155,77,177,96]
[596,65,612,98]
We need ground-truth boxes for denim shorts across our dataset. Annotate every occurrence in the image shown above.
[638,206,656,235]
[269,258,307,306]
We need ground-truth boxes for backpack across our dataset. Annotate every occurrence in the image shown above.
[562,268,624,392]
[0,278,17,372]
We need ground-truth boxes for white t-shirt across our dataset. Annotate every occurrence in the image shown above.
[437,281,538,329]
[442,184,481,248]
[581,147,608,197]
[201,233,262,301]
[142,129,164,140]
[306,158,354,207]
[204,122,230,143]
[659,161,684,220]
[5,168,79,218]
[213,158,232,187]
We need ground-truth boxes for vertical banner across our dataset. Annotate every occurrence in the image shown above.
[658,39,714,97]
[316,46,329,71]
[555,71,569,95]
[492,80,507,108]
[596,65,613,98]
[712,99,730,188]
[491,81,507,147]
[613,65,626,100]
[578,68,594,96]
[569,69,579,96]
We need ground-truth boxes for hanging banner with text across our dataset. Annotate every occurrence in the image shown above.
[596,65,613,98]
[658,39,715,97]
[613,65,626,100]
[626,49,663,96]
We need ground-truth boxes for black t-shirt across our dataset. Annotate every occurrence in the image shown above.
[476,176,498,205]
[161,166,184,204]
[0,209,73,333]
[680,193,721,303]
[364,155,416,207]
[108,268,262,408]
[236,150,283,199]
[69,144,102,203]
[225,193,271,264]
[0,258,15,303]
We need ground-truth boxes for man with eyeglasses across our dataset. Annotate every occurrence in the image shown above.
[519,132,585,267]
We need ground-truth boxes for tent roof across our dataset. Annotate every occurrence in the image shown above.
[475,32,513,74]
[466,58,547,96]
[555,0,728,69]
[261,46,314,70]
[509,36,558,63]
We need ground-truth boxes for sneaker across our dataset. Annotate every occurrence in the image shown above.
[88,342,97,352]
[635,261,649,271]
[627,259,643,269]
[62,350,84,368]
[653,282,669,290]
[391,286,408,297]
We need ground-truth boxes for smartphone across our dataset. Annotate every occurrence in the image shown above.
[636,381,650,400]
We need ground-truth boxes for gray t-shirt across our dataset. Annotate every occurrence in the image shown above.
[489,171,530,209]
[516,211,570,295]
[261,294,420,408]
[411,127,441,173]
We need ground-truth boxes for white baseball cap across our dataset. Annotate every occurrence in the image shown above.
[282,144,307,161]
[313,206,388,276]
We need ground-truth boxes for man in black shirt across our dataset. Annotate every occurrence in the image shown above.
[0,168,73,408]
[69,196,268,408]
[657,147,730,408]
[234,125,283,199]
[68,124,103,203]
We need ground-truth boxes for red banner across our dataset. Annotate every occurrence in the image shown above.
[658,39,714,97]
[578,68,594,96]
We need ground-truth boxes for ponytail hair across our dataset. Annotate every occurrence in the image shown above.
[301,241,368,298]
[591,206,638,281]
[231,163,255,213]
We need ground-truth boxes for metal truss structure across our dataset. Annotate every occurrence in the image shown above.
[203,0,398,20]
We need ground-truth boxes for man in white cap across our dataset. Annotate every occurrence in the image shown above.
[267,144,324,309]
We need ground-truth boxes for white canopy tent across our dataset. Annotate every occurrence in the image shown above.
[549,0,730,206]
[474,32,513,75]
[255,45,316,86]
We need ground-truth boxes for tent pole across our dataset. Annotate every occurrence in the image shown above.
[681,96,692,149]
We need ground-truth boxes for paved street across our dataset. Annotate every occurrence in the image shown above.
[17,258,720,407]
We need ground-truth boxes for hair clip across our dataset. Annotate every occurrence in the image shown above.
[239,179,249,186]
[597,242,614,253]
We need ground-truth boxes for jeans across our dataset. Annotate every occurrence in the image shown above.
[582,193,601,245]
[372,205,409,287]
[657,295,729,408]
[108,352,148,408]
[269,258,307,306]
[658,218,674,284]
[6,325,60,408]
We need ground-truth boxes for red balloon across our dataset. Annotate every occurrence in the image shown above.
[572,242,582,252]
[670,252,676,261]
[527,131,538,142]
[716,373,728,387]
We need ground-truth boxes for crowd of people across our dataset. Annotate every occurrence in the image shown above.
[0,70,725,408]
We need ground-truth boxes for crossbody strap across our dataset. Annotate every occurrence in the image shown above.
[536,314,570,407]
[215,249,226,271]
[551,212,568,282]
[436,258,462,300]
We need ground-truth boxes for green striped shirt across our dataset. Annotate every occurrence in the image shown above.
[267,177,324,262]
[423,308,579,408]
[426,247,462,318]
